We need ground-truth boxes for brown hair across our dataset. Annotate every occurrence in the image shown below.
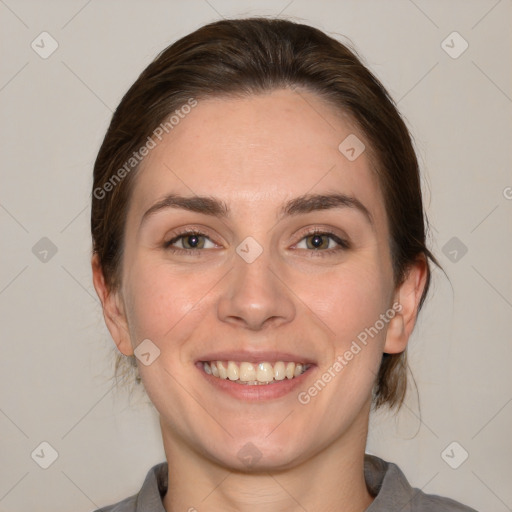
[92,17,440,410]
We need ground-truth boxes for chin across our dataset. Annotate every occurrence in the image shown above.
[199,430,311,473]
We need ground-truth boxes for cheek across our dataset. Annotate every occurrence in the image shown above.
[122,257,209,344]
[297,256,392,344]
[297,265,392,410]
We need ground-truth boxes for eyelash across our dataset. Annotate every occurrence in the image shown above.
[298,229,351,256]
[163,228,350,257]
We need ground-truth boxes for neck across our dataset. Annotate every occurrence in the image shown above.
[161,406,375,512]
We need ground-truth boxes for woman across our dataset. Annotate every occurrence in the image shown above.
[91,17,478,511]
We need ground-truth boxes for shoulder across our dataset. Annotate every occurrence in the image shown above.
[364,454,479,512]
[92,462,168,512]
[411,492,480,512]
[93,494,137,512]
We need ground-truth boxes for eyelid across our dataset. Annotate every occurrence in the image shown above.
[291,227,350,251]
[163,225,351,254]
[167,235,216,251]
[163,228,220,249]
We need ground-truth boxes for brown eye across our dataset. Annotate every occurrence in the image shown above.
[164,231,215,252]
[180,233,205,249]
[305,233,331,250]
[295,231,350,252]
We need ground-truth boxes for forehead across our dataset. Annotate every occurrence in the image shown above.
[129,88,387,231]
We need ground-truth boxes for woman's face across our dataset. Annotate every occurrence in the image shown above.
[99,88,420,470]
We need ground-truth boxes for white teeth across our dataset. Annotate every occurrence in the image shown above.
[239,362,256,382]
[227,361,239,381]
[256,362,273,383]
[217,361,228,379]
[273,361,286,380]
[202,360,308,383]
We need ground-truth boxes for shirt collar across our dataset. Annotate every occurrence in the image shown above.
[135,454,416,511]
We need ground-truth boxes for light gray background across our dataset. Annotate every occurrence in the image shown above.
[1,1,511,511]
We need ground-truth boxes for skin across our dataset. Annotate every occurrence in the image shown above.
[92,88,427,512]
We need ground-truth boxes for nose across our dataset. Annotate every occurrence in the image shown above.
[216,249,296,331]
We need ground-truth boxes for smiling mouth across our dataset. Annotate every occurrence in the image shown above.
[201,360,311,385]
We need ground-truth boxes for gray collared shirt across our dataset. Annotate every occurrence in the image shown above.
[94,454,478,511]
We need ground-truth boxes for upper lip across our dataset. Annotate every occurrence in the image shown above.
[196,350,316,365]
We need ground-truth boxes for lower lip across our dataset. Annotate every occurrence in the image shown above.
[195,363,315,401]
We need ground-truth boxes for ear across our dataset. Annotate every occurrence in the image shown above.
[384,256,428,354]
[91,253,134,356]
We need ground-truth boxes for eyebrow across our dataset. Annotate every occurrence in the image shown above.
[281,193,373,226]
[141,192,374,227]
[141,194,229,226]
